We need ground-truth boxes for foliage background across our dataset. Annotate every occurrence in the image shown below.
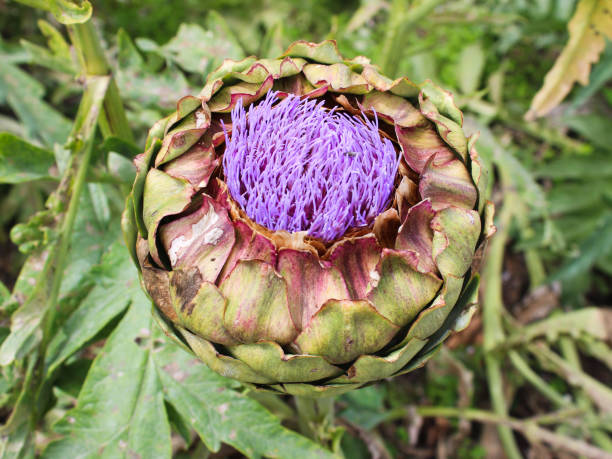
[0,0,611,457]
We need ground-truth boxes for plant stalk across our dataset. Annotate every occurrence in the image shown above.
[508,350,569,407]
[413,406,612,459]
[294,395,338,450]
[559,336,612,452]
[379,0,445,77]
[481,170,522,459]
[68,21,133,142]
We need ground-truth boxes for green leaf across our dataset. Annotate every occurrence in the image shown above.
[0,191,115,365]
[564,114,612,151]
[59,185,120,297]
[116,29,193,110]
[546,179,612,215]
[0,360,37,459]
[0,77,111,365]
[20,20,76,74]
[107,152,136,184]
[136,20,244,76]
[0,63,71,147]
[549,211,612,282]
[0,251,50,365]
[156,341,339,458]
[473,121,547,213]
[96,136,141,160]
[21,39,76,74]
[14,0,92,25]
[457,42,485,95]
[534,151,612,180]
[534,153,612,180]
[39,20,72,58]
[45,240,138,375]
[339,386,388,430]
[46,271,335,458]
[43,290,172,459]
[550,212,605,245]
[0,39,31,67]
[0,133,57,184]
[0,115,26,138]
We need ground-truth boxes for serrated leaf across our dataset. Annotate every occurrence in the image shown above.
[20,20,76,74]
[40,20,71,57]
[0,133,57,184]
[526,0,612,119]
[571,44,612,107]
[156,342,339,458]
[45,277,336,458]
[43,290,172,459]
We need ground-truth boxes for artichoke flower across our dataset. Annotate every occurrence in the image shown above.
[123,40,495,397]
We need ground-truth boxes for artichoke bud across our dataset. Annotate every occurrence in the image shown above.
[123,40,495,397]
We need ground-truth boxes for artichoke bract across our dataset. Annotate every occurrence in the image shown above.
[123,40,495,397]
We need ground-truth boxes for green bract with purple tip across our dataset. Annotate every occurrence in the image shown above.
[123,40,495,397]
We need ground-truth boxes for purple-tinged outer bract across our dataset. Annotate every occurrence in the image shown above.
[223,92,399,241]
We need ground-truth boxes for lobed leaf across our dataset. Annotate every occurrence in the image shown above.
[526,0,612,119]
[156,333,339,458]
[43,289,172,459]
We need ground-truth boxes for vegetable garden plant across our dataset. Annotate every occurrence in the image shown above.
[1,1,611,458]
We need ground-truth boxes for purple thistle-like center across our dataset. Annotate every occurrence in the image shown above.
[222,91,400,241]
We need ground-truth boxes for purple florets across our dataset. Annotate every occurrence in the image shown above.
[222,91,399,241]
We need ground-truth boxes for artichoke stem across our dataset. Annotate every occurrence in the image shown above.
[294,395,339,449]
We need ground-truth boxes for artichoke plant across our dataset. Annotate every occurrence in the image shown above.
[123,40,495,397]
